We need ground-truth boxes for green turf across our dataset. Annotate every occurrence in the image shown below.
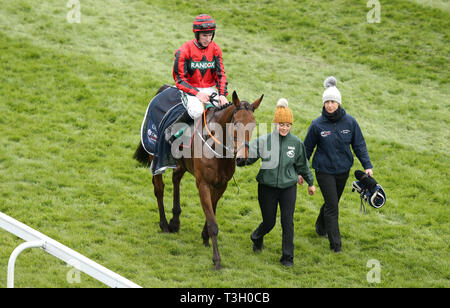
[0,0,448,287]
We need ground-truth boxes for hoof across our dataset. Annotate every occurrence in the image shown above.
[213,262,222,271]
[168,219,180,233]
[159,222,170,233]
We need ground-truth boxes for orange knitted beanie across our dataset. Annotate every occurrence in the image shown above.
[273,98,293,124]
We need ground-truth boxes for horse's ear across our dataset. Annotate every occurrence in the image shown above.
[232,91,240,108]
[252,94,264,111]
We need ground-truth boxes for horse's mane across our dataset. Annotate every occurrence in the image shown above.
[213,100,253,112]
[214,102,233,111]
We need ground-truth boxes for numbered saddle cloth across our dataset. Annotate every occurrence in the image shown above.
[140,86,184,155]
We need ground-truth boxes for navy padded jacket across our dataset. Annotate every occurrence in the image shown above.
[304,108,372,175]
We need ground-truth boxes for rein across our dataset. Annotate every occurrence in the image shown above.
[200,96,253,158]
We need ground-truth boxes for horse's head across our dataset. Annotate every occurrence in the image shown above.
[230,91,263,160]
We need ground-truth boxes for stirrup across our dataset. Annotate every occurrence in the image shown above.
[165,115,189,142]
[167,126,187,145]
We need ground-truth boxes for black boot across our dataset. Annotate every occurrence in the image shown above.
[315,206,327,237]
[280,255,294,267]
[315,222,327,237]
[251,232,263,253]
[165,111,193,144]
[330,242,342,253]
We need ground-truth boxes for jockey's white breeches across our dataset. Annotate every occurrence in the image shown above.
[180,87,218,119]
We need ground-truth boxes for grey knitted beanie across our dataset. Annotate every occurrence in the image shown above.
[322,76,341,104]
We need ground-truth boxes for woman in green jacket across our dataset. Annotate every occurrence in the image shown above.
[237,99,315,266]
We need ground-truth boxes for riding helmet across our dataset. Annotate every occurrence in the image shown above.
[193,14,216,33]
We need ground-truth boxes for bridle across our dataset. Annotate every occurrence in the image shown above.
[199,95,254,158]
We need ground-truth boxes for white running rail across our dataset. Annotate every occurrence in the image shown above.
[0,212,141,288]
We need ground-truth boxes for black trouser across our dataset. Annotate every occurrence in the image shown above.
[315,171,349,250]
[252,183,297,258]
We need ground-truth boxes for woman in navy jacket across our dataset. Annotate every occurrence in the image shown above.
[303,76,373,253]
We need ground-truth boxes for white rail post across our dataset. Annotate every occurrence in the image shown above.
[7,240,46,288]
[0,212,141,288]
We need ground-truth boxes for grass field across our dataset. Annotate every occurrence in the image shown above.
[0,0,449,288]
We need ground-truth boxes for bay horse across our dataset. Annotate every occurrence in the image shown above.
[134,85,263,270]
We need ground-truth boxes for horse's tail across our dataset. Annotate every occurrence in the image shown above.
[133,142,151,166]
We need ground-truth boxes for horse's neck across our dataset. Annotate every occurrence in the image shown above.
[205,105,234,146]
[211,105,234,126]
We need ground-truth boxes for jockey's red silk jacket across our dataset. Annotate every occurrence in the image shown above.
[173,39,228,97]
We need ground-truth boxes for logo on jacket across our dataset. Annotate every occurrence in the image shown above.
[189,56,216,77]
[286,146,295,158]
[320,130,331,137]
[190,60,215,70]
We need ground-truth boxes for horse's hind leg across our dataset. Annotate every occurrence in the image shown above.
[168,165,185,233]
[202,222,210,247]
[153,174,169,233]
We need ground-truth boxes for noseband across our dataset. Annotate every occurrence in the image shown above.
[200,102,254,158]
[231,104,253,153]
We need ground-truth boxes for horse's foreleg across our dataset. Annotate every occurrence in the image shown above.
[153,174,169,233]
[211,184,227,213]
[202,184,227,247]
[197,182,221,270]
[168,166,185,233]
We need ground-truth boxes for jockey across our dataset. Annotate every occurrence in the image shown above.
[173,14,229,119]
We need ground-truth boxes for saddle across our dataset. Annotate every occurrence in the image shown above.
[140,86,184,155]
[140,85,216,174]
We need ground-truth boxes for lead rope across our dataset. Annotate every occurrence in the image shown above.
[203,93,223,146]
[200,94,235,157]
[200,94,241,194]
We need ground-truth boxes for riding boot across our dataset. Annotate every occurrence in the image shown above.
[165,111,193,144]
[251,231,263,253]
